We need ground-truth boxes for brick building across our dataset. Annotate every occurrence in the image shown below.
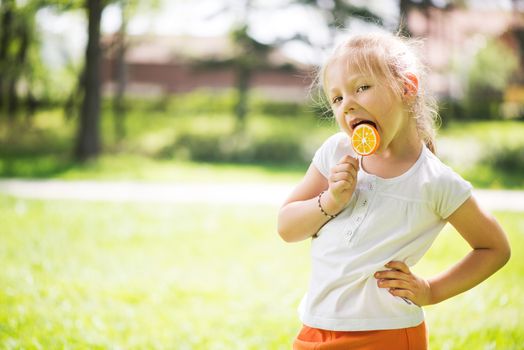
[101,7,524,105]
[101,35,314,102]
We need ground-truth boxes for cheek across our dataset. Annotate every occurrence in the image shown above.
[335,112,351,134]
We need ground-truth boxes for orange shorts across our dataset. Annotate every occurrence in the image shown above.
[293,321,428,350]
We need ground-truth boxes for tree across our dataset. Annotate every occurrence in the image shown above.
[0,0,15,116]
[111,0,160,142]
[397,0,463,37]
[230,23,272,132]
[292,0,382,48]
[75,0,106,161]
[0,0,84,122]
[0,0,40,120]
[203,0,382,133]
[112,0,128,142]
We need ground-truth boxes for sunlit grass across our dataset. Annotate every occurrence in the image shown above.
[51,156,308,183]
[1,195,522,349]
[0,196,306,349]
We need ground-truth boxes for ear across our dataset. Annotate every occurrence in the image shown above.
[403,73,418,96]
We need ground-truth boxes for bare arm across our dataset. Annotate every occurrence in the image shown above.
[277,155,359,242]
[375,196,511,306]
[426,195,511,304]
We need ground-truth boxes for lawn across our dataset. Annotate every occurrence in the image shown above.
[1,195,522,349]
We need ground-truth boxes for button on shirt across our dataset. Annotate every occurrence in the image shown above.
[298,132,472,331]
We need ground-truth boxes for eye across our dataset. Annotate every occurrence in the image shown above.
[331,96,342,104]
[356,85,370,93]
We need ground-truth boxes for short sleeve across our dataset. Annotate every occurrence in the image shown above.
[312,132,352,179]
[434,167,473,219]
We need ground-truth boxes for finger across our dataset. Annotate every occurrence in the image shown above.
[332,162,358,175]
[377,279,412,290]
[329,173,355,184]
[389,288,417,305]
[338,155,359,170]
[330,180,354,193]
[330,171,357,183]
[375,270,410,281]
[332,163,358,177]
[386,261,411,274]
[330,168,357,181]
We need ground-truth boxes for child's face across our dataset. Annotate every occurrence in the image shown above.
[325,58,410,154]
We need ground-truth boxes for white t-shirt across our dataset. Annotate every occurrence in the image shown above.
[299,132,472,331]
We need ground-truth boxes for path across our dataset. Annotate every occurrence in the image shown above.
[0,179,523,211]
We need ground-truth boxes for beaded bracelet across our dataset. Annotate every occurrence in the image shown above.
[318,191,337,219]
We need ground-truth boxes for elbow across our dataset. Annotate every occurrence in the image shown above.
[277,206,292,243]
[277,222,296,243]
[492,239,511,270]
[499,231,512,267]
[500,242,511,267]
[277,209,300,243]
[277,204,313,243]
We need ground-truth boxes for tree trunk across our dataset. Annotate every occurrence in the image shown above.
[113,1,128,142]
[75,0,104,161]
[0,0,14,115]
[7,21,30,120]
[234,64,250,133]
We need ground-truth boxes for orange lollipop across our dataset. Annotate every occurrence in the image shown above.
[351,123,380,156]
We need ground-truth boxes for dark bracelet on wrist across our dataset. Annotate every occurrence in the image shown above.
[318,191,338,219]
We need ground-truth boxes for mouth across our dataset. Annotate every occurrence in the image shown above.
[350,119,377,131]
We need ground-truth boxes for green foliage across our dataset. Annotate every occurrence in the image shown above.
[486,145,524,175]
[437,120,524,188]
[253,100,307,116]
[2,95,524,188]
[166,90,236,116]
[468,39,517,91]
[463,39,519,120]
[166,131,306,164]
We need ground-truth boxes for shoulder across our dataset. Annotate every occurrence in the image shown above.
[313,132,355,178]
[420,148,467,184]
[418,148,473,218]
[317,132,354,155]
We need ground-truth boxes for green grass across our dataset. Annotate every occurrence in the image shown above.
[1,195,522,349]
[0,155,308,183]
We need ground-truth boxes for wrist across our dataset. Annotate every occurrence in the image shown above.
[320,191,344,217]
[426,279,439,305]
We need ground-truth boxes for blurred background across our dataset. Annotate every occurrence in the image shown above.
[1,0,523,349]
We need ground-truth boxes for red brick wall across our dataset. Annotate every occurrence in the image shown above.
[101,58,313,94]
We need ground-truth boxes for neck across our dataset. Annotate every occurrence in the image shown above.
[377,119,422,161]
[362,122,423,178]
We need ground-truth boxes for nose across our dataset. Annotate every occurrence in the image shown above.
[342,96,357,116]
[344,106,355,115]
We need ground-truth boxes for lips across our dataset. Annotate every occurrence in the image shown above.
[350,119,377,131]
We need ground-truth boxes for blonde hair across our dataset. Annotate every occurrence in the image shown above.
[316,31,439,154]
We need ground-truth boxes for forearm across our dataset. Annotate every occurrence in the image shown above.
[428,247,510,305]
[277,197,332,242]
[277,156,357,243]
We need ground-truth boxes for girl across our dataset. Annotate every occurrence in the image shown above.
[277,32,511,350]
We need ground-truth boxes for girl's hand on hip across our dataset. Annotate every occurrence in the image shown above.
[324,155,359,214]
[375,261,432,307]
